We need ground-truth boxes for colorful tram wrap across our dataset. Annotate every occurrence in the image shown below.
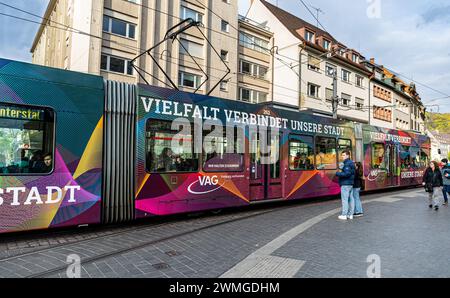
[0,59,429,234]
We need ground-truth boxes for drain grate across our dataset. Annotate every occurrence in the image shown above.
[152,263,170,270]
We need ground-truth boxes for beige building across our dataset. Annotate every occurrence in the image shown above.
[237,15,274,104]
[31,0,244,100]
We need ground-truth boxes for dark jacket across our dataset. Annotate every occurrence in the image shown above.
[336,159,355,186]
[423,167,443,187]
[353,168,363,189]
[442,165,450,186]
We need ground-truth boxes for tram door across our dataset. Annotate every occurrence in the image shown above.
[249,130,282,201]
[385,144,398,186]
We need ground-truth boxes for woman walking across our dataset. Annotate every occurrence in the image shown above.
[423,161,444,211]
[353,162,364,217]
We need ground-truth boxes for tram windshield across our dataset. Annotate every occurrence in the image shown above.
[0,104,54,175]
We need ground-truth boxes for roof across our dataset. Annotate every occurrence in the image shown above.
[30,0,57,53]
[260,0,337,43]
[259,0,371,74]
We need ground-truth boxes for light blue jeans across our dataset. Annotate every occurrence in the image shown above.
[353,188,363,214]
[341,185,355,217]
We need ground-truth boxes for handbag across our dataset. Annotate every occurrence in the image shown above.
[425,183,433,193]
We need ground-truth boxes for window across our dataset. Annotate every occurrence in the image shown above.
[180,39,204,58]
[220,80,228,91]
[342,69,351,82]
[308,55,320,71]
[203,127,244,172]
[220,50,229,61]
[238,88,267,104]
[355,98,364,110]
[146,120,199,173]
[240,60,252,75]
[356,75,364,87]
[239,88,251,102]
[338,139,352,160]
[308,83,320,98]
[352,54,359,63]
[325,63,336,77]
[399,145,411,170]
[372,143,386,169]
[373,106,392,122]
[341,93,351,106]
[305,30,315,43]
[101,54,133,75]
[323,39,330,50]
[179,72,201,88]
[239,60,268,80]
[181,6,203,22]
[0,103,55,175]
[316,137,337,170]
[326,88,333,102]
[103,15,136,39]
[221,20,229,32]
[289,135,314,171]
[239,32,269,53]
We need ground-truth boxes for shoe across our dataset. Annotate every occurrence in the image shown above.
[354,213,364,218]
[338,215,348,220]
[348,215,354,220]
[429,205,433,209]
[435,206,439,211]
[444,202,448,206]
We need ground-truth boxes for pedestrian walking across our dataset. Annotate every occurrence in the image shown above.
[336,151,356,220]
[353,162,364,217]
[423,161,444,211]
[441,159,450,205]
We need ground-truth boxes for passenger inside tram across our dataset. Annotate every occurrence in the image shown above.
[293,153,313,170]
[156,147,181,172]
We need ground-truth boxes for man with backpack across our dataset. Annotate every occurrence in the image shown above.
[442,159,450,205]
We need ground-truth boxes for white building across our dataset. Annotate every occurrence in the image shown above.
[245,0,371,123]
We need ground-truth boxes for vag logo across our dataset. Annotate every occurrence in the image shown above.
[188,176,224,195]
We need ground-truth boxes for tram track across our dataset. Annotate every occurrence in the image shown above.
[24,205,294,278]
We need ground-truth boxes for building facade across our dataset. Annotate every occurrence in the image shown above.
[31,0,426,133]
[31,0,243,100]
[428,131,450,161]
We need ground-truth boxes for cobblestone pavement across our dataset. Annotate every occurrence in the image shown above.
[0,188,448,278]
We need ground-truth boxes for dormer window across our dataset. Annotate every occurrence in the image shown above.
[305,30,315,43]
[352,54,359,63]
[323,39,330,50]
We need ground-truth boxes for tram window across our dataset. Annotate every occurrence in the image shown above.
[289,134,314,171]
[203,127,244,172]
[371,143,387,169]
[0,103,55,176]
[146,120,199,173]
[399,145,411,169]
[409,147,420,169]
[419,148,429,168]
[315,137,337,170]
[338,139,352,159]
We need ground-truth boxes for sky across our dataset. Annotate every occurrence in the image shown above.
[0,0,449,112]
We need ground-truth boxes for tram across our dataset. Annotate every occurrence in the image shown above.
[0,58,430,234]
